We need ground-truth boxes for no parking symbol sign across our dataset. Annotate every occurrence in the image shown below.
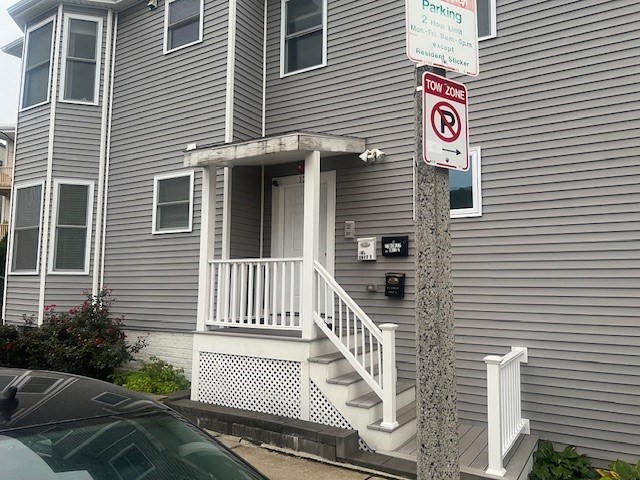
[423,73,469,171]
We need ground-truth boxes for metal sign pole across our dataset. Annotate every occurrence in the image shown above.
[414,64,460,480]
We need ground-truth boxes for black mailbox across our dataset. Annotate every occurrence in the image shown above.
[385,273,406,299]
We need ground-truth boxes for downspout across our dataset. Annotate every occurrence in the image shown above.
[37,4,63,324]
[100,12,118,291]
[224,0,237,143]
[261,0,267,137]
[222,0,237,259]
[92,9,114,298]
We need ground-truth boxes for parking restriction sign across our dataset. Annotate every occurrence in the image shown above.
[423,72,469,171]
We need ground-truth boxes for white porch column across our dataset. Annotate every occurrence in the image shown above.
[301,150,320,340]
[196,167,216,332]
[192,167,216,402]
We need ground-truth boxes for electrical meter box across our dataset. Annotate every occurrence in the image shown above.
[357,237,377,261]
[385,273,406,298]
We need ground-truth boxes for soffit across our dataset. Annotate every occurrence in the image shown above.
[8,0,140,30]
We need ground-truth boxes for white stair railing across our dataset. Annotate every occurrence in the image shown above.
[314,260,399,430]
[209,258,302,330]
[484,347,530,477]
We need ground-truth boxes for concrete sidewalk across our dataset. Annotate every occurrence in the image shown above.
[210,431,410,480]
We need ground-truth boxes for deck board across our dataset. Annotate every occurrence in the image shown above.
[390,423,537,480]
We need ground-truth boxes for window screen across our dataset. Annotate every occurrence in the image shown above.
[283,0,324,73]
[477,0,495,39]
[166,0,201,51]
[155,174,192,232]
[64,18,99,102]
[53,183,90,271]
[450,149,482,218]
[22,21,54,109]
[12,184,43,272]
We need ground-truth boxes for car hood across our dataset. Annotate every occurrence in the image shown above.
[0,368,165,431]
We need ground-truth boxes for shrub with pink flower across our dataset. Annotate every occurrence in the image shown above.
[0,289,146,381]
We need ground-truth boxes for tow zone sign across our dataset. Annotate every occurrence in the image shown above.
[423,72,469,171]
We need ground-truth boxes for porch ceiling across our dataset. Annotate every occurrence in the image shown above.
[183,132,366,168]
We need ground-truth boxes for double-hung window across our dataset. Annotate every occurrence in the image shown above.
[152,171,194,234]
[61,14,102,104]
[164,0,203,53]
[477,0,497,40]
[11,182,44,274]
[21,17,55,110]
[450,147,482,218]
[50,180,94,274]
[281,0,326,75]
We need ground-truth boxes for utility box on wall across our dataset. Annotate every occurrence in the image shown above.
[382,236,409,257]
[385,273,406,298]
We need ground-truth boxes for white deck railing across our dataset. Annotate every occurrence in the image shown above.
[484,347,530,477]
[313,261,399,430]
[208,258,302,330]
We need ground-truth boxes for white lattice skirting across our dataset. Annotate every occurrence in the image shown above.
[310,381,372,452]
[198,352,301,419]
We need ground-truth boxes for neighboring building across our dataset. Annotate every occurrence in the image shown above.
[0,126,15,239]
[1,0,639,470]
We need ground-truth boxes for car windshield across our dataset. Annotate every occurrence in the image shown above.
[0,411,263,480]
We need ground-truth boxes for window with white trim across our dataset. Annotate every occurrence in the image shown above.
[477,0,496,40]
[50,180,94,273]
[281,0,326,75]
[164,0,203,53]
[450,147,482,218]
[21,17,55,110]
[61,14,102,104]
[152,171,194,233]
[11,182,44,273]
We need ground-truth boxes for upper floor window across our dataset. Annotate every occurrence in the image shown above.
[61,14,103,104]
[281,0,326,76]
[50,180,94,274]
[152,171,194,233]
[477,0,496,40]
[10,181,44,274]
[164,0,203,54]
[450,147,482,218]
[21,17,55,110]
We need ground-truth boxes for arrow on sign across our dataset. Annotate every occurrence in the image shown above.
[443,148,461,155]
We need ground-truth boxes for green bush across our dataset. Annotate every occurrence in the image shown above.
[0,290,146,381]
[115,357,190,395]
[597,460,640,480]
[529,440,595,480]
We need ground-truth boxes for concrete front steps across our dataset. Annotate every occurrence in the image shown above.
[308,346,417,452]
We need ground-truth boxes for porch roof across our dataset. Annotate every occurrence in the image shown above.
[183,131,366,168]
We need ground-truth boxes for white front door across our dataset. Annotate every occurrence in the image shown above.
[272,172,336,312]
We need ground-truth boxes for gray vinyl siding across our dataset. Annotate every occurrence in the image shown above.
[44,7,110,311]
[451,0,640,464]
[264,0,418,379]
[5,80,51,322]
[102,0,228,331]
[229,166,261,258]
[5,7,111,319]
[233,0,264,141]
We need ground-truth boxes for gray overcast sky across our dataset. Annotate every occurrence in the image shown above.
[0,0,23,126]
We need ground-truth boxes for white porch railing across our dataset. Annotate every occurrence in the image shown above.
[313,260,399,430]
[484,347,530,477]
[208,258,302,330]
